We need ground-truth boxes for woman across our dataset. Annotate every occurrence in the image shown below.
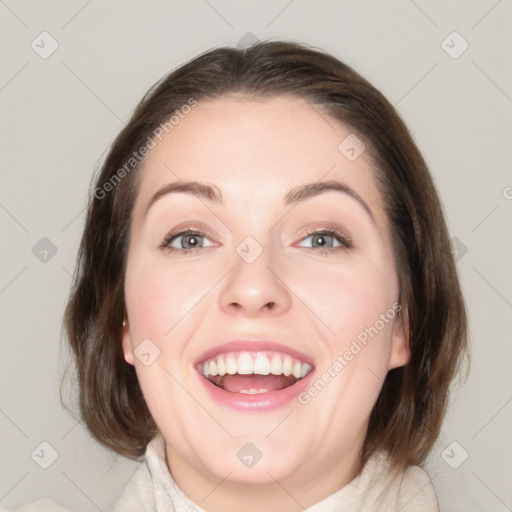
[13,40,468,512]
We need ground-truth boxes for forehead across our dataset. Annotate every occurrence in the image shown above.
[133,95,384,218]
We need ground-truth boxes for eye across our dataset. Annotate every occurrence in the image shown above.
[159,226,351,255]
[296,227,352,254]
[160,229,215,254]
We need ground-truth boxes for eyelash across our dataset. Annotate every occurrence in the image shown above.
[159,226,352,255]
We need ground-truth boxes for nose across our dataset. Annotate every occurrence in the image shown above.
[218,243,292,318]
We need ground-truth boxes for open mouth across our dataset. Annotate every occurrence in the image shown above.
[197,351,314,395]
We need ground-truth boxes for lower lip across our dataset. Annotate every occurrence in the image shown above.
[197,370,315,412]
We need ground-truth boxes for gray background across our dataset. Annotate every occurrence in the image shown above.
[1,1,511,510]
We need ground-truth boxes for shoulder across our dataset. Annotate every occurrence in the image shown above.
[355,450,439,512]
[0,499,69,512]
[395,465,439,512]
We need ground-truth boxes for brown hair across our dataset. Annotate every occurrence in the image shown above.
[62,40,469,473]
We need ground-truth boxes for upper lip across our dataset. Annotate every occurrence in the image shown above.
[194,339,315,367]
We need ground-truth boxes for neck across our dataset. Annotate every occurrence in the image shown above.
[165,446,362,512]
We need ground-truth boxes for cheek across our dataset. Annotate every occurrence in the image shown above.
[124,254,211,341]
[294,259,397,344]
[293,262,399,442]
[123,256,202,416]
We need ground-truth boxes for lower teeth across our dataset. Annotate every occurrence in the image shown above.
[238,388,269,394]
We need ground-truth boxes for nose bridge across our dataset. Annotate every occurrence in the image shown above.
[218,233,291,317]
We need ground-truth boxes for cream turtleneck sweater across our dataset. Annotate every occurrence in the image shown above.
[6,433,439,512]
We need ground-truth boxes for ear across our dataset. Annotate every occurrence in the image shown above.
[388,307,410,370]
[121,318,135,366]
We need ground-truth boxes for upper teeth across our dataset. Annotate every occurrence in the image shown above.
[201,351,313,379]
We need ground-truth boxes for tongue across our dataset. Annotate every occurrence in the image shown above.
[212,374,297,393]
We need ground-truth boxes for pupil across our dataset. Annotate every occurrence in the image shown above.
[184,234,199,248]
[314,234,328,247]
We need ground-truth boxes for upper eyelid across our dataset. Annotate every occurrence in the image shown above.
[296,225,350,240]
[165,226,347,238]
[163,222,217,240]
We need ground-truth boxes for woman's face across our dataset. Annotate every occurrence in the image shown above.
[122,95,409,504]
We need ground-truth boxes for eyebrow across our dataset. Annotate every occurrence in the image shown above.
[144,179,375,222]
